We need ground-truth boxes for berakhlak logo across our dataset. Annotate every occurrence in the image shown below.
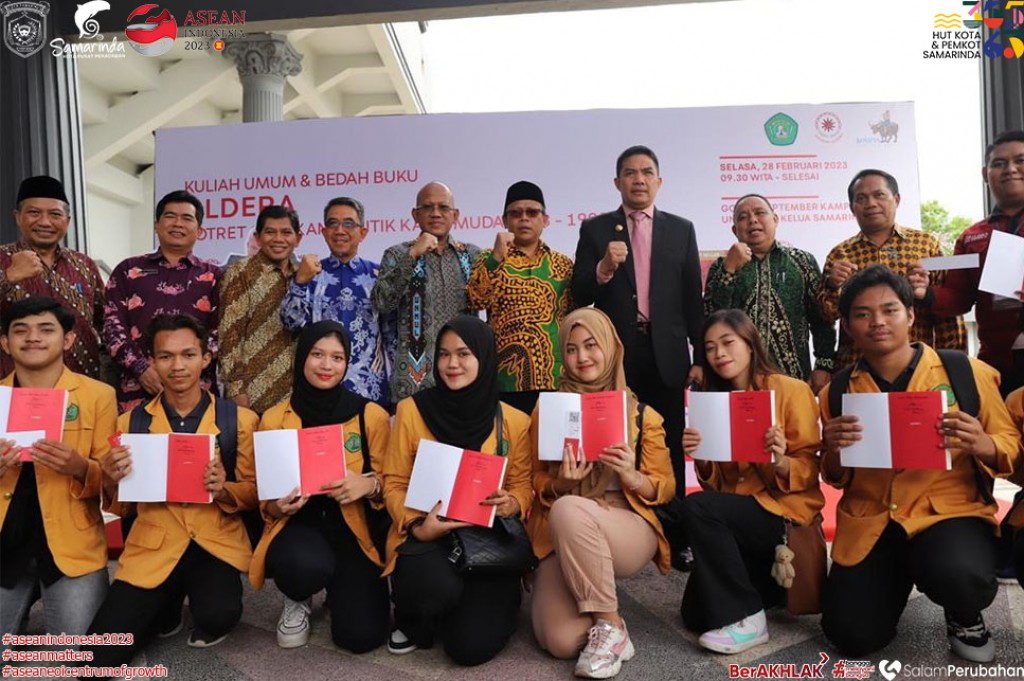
[879,659,902,680]
[764,113,798,146]
[2,0,49,58]
[74,0,108,39]
[125,3,176,56]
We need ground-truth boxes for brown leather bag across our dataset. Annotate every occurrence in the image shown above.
[784,515,827,615]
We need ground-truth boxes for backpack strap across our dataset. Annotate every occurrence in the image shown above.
[495,402,504,455]
[935,349,979,418]
[634,402,646,470]
[214,397,239,482]
[359,405,372,474]
[827,365,855,418]
[128,404,153,434]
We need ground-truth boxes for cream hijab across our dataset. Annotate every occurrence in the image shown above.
[554,308,638,499]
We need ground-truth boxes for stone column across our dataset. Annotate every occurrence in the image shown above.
[223,33,302,123]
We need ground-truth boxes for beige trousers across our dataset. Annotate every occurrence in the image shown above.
[531,494,658,659]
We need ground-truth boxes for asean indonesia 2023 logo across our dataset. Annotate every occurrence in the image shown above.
[125,3,176,56]
[2,1,49,58]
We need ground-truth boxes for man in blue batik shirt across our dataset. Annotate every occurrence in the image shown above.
[280,197,388,407]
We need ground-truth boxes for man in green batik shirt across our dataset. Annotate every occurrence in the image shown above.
[703,193,836,394]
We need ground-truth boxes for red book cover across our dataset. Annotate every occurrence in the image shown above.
[581,391,627,462]
[298,425,345,496]
[888,392,947,470]
[10,388,67,462]
[447,449,507,527]
[729,392,774,463]
[166,434,212,503]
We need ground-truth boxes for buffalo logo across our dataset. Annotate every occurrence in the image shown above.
[125,3,176,57]
[74,0,108,39]
[2,1,49,58]
[869,111,899,142]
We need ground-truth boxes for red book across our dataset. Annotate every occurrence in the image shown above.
[888,392,947,470]
[447,450,507,527]
[580,391,628,462]
[729,392,774,463]
[166,434,212,503]
[298,424,345,496]
[6,388,68,462]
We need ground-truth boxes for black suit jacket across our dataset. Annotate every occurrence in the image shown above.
[572,206,704,387]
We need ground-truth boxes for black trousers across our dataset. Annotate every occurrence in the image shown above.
[679,491,785,631]
[625,331,689,550]
[84,541,242,669]
[499,390,540,416]
[265,521,389,653]
[822,518,998,656]
[391,537,522,666]
[1014,525,1024,590]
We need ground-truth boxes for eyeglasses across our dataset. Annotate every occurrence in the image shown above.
[505,207,544,219]
[415,203,454,215]
[325,219,362,230]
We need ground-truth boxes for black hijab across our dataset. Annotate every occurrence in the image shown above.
[290,321,367,427]
[412,315,499,450]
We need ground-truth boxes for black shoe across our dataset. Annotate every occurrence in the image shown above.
[996,563,1018,584]
[945,611,995,663]
[387,628,417,655]
[187,627,227,648]
[672,547,694,572]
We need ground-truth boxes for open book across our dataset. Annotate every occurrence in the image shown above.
[537,390,628,462]
[405,440,507,527]
[686,390,776,463]
[840,392,950,470]
[118,433,215,503]
[253,425,347,499]
[0,386,69,462]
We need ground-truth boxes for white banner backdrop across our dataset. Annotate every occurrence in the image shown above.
[155,102,918,273]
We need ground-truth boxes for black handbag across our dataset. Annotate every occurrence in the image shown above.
[446,404,538,576]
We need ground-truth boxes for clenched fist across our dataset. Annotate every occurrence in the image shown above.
[492,231,515,263]
[408,232,441,258]
[723,242,753,274]
[295,254,323,284]
[6,250,45,284]
[827,260,858,290]
[598,241,628,277]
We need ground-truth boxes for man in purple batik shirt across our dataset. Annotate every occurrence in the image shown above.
[103,190,221,411]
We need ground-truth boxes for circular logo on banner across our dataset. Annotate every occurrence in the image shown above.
[815,111,843,142]
[764,113,798,146]
[125,4,176,57]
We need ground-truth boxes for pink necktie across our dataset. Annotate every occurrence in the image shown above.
[630,210,651,321]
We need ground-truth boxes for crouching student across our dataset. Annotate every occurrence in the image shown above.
[83,314,258,668]
[0,298,117,646]
[383,316,533,666]
[819,265,1021,663]
[529,308,676,679]
[999,386,1024,589]
[249,321,390,652]
[680,309,824,654]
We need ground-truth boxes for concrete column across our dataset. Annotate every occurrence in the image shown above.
[223,33,302,123]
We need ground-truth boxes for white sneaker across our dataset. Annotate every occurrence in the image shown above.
[574,619,635,679]
[276,597,311,648]
[698,609,769,654]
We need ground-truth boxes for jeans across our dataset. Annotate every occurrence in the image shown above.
[1,566,109,650]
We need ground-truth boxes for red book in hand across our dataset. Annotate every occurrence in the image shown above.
[298,424,345,496]
[580,391,628,462]
[446,449,508,527]
[8,388,68,462]
[729,392,774,463]
[888,392,947,470]
[166,434,212,503]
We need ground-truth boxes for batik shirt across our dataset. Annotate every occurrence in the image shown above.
[103,250,221,411]
[466,242,574,392]
[371,239,481,403]
[280,255,388,407]
[218,252,297,414]
[0,241,105,379]
[704,243,836,380]
[816,225,966,369]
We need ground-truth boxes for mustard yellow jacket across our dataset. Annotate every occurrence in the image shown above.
[819,345,1020,567]
[249,400,390,588]
[1002,386,1024,530]
[104,393,259,588]
[0,369,117,577]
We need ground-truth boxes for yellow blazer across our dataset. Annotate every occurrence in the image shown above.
[381,398,534,575]
[249,400,390,588]
[0,369,117,577]
[104,393,259,588]
[694,373,824,528]
[819,345,1021,567]
[527,401,677,575]
[1002,386,1024,530]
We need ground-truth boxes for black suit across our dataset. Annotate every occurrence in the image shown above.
[573,206,704,510]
